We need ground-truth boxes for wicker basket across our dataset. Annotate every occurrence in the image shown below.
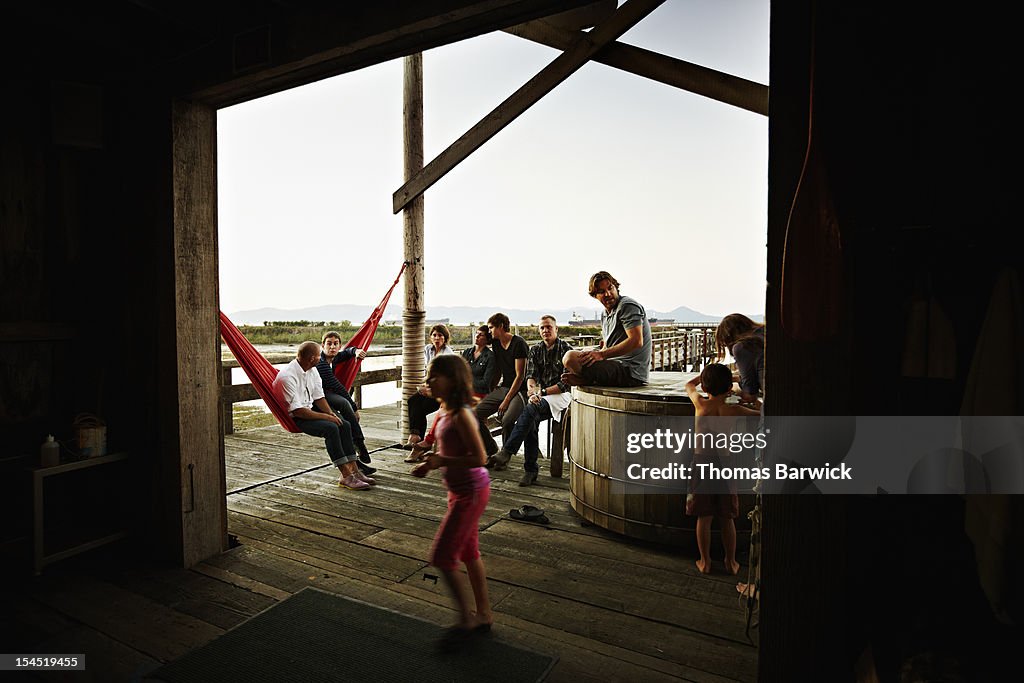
[73,413,107,457]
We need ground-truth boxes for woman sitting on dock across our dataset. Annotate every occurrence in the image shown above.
[714,313,765,404]
[405,326,496,464]
[405,324,456,449]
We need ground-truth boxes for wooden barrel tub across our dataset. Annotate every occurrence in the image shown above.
[568,371,753,547]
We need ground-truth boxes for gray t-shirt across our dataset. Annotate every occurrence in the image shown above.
[602,295,652,383]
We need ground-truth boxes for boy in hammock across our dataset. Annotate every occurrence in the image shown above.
[317,330,375,474]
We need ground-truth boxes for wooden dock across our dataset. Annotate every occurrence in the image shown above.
[6,403,758,682]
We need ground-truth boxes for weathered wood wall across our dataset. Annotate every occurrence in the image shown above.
[171,100,225,565]
[761,2,1019,679]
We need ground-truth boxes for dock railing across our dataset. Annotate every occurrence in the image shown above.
[220,322,720,434]
[219,349,403,435]
[649,323,719,372]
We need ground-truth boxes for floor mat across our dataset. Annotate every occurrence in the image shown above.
[148,587,556,682]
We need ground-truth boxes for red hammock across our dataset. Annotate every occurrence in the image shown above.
[219,262,407,433]
[334,262,407,391]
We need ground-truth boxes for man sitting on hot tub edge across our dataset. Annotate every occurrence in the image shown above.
[561,270,652,388]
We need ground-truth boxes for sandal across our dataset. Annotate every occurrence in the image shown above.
[508,505,549,524]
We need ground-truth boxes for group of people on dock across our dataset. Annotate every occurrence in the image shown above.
[402,270,656,488]
[271,269,764,647]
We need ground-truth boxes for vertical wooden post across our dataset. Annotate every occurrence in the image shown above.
[171,98,225,566]
[401,53,425,441]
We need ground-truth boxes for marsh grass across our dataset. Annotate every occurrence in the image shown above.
[232,405,278,431]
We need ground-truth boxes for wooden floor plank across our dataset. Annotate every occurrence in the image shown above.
[238,484,453,538]
[227,510,424,582]
[192,563,291,601]
[498,588,757,682]
[483,519,744,604]
[97,562,279,630]
[8,597,162,683]
[228,491,383,541]
[27,573,223,662]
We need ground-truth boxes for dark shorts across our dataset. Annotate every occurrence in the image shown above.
[688,454,738,516]
[580,359,644,387]
[686,492,740,519]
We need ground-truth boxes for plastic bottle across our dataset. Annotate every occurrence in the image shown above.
[41,435,60,467]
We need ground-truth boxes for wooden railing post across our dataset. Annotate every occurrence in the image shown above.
[221,365,234,435]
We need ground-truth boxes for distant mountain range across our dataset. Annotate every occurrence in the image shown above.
[227,303,763,326]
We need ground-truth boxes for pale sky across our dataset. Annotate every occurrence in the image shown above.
[217,0,769,318]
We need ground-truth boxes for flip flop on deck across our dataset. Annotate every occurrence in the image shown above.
[509,505,549,524]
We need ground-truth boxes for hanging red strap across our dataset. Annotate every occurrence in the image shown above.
[334,262,408,391]
[219,311,300,433]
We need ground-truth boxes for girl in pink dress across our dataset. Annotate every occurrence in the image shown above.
[411,354,493,646]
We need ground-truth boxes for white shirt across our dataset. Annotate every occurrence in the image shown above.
[272,358,325,414]
[423,343,456,366]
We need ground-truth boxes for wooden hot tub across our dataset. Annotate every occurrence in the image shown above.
[568,371,753,546]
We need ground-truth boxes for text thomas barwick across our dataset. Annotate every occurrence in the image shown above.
[626,462,853,481]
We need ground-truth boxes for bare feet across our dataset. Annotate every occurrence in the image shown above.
[725,558,741,576]
[737,582,756,597]
[695,558,711,574]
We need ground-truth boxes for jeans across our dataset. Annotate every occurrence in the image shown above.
[474,387,525,456]
[294,406,357,466]
[502,398,553,473]
[325,392,364,445]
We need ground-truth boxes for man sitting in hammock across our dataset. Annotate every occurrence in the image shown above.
[272,341,374,491]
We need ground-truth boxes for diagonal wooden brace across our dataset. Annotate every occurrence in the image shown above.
[392,0,666,214]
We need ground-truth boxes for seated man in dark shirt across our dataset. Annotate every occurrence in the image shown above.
[474,313,529,458]
[489,315,573,485]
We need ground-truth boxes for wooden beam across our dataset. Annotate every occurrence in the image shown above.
[188,0,600,107]
[505,19,769,116]
[392,0,666,214]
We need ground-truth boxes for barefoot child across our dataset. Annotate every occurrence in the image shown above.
[685,363,761,576]
[411,354,493,648]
